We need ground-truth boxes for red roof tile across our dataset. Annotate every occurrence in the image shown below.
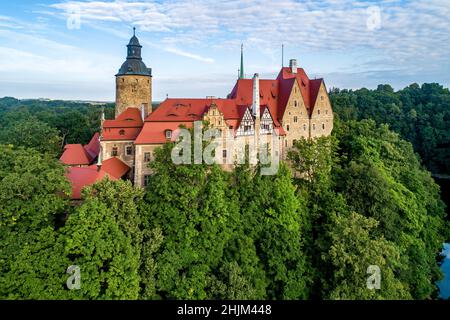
[60,144,93,166]
[103,107,144,128]
[277,67,323,116]
[97,157,130,179]
[65,157,130,199]
[145,99,209,122]
[135,121,193,144]
[84,132,100,159]
[102,127,142,141]
[66,166,109,199]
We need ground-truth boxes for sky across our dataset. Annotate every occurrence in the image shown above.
[0,0,449,101]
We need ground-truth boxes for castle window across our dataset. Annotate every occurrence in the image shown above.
[321,96,324,101]
[143,175,151,187]
[286,125,290,131]
[294,116,298,123]
[165,130,172,139]
[144,152,151,162]
[111,147,118,157]
[318,109,320,115]
[223,150,227,158]
[294,101,297,107]
[119,129,125,136]
[303,124,307,131]
[126,145,133,156]
[326,110,328,115]
[322,123,325,130]
[313,124,316,130]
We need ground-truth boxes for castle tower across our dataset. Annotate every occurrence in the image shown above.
[115,28,152,118]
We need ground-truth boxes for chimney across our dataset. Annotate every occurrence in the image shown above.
[252,73,260,118]
[96,144,102,171]
[289,59,297,74]
[140,104,145,121]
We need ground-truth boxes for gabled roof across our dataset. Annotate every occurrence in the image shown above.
[65,157,130,199]
[60,144,92,166]
[99,157,130,179]
[66,166,108,199]
[60,133,100,166]
[103,107,143,128]
[277,67,324,116]
[84,132,100,159]
[102,107,144,141]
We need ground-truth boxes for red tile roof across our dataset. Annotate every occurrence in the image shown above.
[145,99,209,122]
[65,157,130,199]
[60,144,92,166]
[60,133,101,166]
[106,66,322,145]
[99,157,130,179]
[66,166,108,199]
[277,67,324,116]
[135,121,193,144]
[102,107,144,141]
[84,132,100,159]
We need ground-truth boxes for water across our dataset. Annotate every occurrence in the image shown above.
[438,243,450,299]
[435,177,450,299]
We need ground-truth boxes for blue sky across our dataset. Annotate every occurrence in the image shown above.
[0,0,448,101]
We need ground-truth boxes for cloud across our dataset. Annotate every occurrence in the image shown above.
[47,0,450,68]
[164,47,214,63]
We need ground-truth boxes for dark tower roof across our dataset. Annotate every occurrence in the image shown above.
[116,27,152,77]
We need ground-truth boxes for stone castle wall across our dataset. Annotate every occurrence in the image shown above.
[115,75,152,117]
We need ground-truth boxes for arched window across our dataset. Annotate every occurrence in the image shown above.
[294,101,297,107]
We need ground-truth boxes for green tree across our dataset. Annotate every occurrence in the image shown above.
[0,146,70,299]
[62,179,143,299]
[0,118,63,156]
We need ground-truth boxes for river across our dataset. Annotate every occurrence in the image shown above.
[435,177,450,299]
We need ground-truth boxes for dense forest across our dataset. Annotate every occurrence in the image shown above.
[330,83,450,175]
[0,83,449,300]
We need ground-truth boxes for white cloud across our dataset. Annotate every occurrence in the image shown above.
[47,0,450,68]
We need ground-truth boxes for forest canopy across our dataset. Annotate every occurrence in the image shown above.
[0,83,449,300]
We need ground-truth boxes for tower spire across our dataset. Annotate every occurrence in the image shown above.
[239,43,244,79]
[133,26,136,37]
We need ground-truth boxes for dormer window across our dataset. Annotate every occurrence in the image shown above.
[119,129,125,136]
[165,130,172,139]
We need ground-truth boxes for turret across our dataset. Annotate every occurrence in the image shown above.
[115,27,152,118]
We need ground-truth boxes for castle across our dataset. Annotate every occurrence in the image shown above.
[61,30,333,199]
